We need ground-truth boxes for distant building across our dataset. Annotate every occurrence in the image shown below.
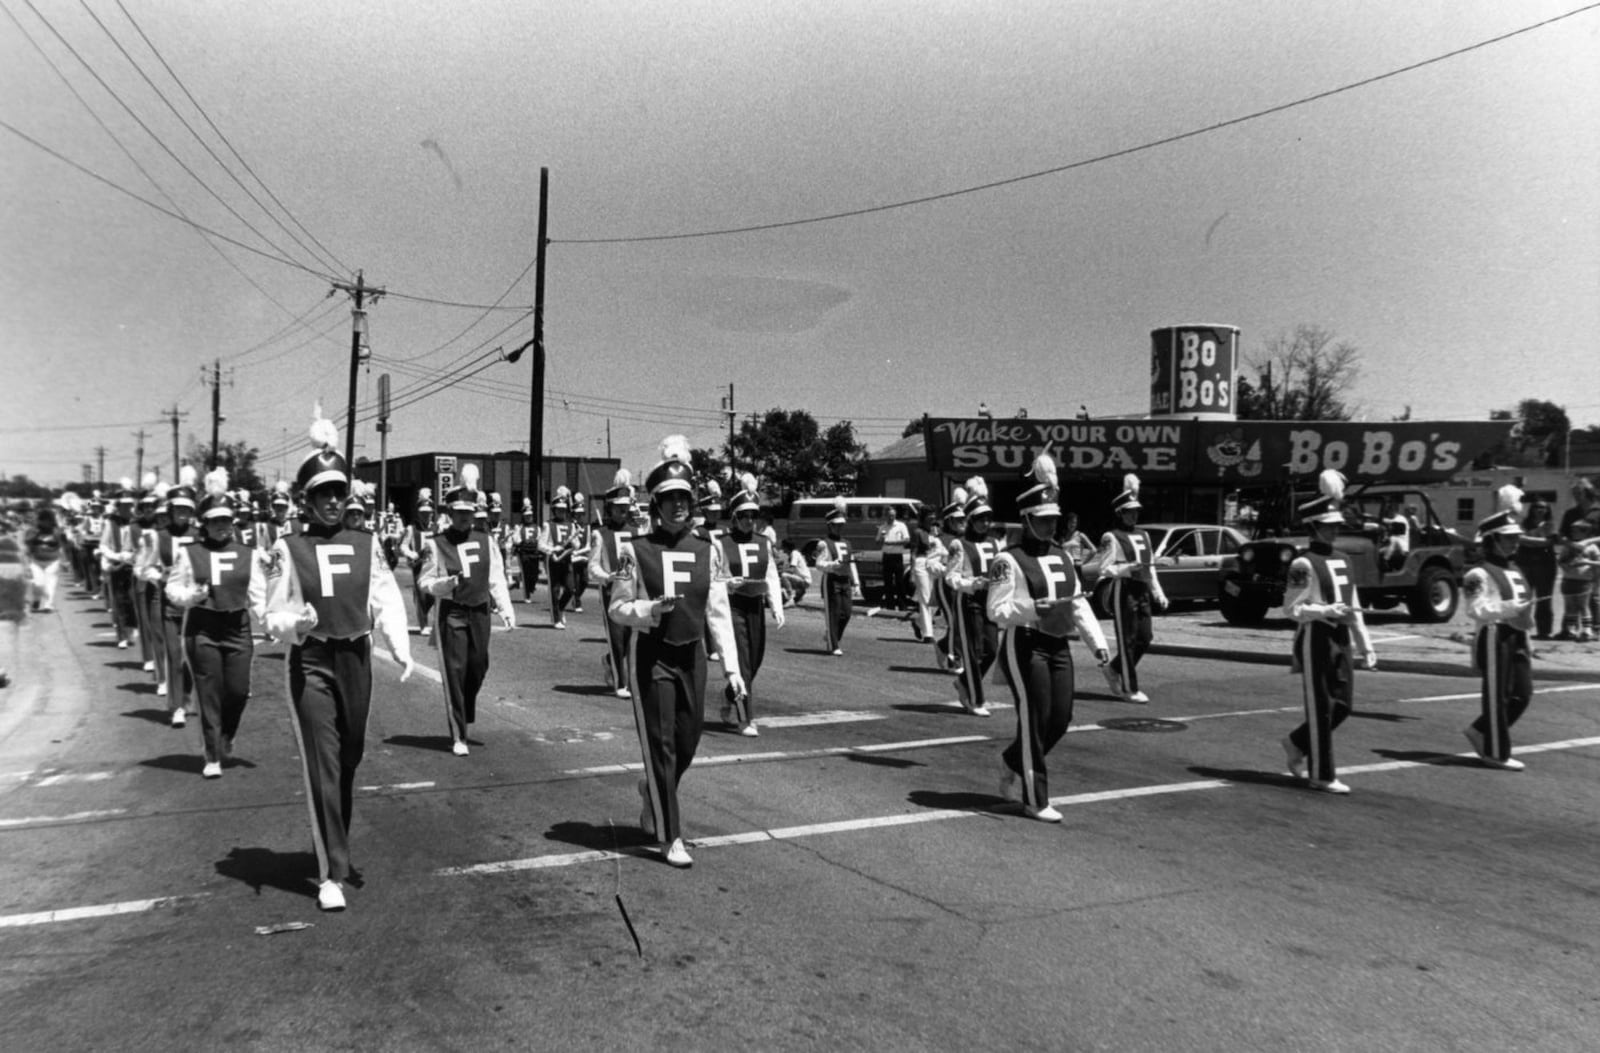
[354,451,620,516]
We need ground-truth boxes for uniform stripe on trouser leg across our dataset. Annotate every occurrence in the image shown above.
[283,652,330,884]
[999,628,1038,807]
[628,633,666,843]
[952,598,974,707]
[1297,627,1324,783]
[1111,578,1128,692]
[437,611,460,742]
[1483,625,1501,759]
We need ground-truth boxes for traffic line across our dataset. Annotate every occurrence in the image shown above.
[357,781,437,793]
[0,809,128,828]
[373,649,442,683]
[441,735,1600,878]
[34,771,116,787]
[754,710,886,728]
[0,895,199,929]
[561,734,993,777]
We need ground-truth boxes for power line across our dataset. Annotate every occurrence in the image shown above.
[551,4,1600,244]
[380,255,540,363]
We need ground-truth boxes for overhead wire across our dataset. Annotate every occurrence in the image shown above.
[550,3,1600,244]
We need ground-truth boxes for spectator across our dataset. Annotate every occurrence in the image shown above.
[24,505,65,613]
[1557,518,1599,641]
[1514,500,1559,639]
[779,539,810,607]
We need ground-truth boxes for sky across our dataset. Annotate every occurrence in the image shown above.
[2,0,1597,489]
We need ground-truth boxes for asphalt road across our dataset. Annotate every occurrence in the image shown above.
[2,579,1598,1052]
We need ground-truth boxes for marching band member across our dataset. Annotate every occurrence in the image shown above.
[1096,473,1168,704]
[379,501,404,571]
[138,469,198,722]
[1461,487,1536,770]
[79,492,104,598]
[909,505,942,644]
[718,474,785,735]
[695,480,725,660]
[398,490,436,636]
[23,503,65,613]
[544,486,580,629]
[1281,470,1377,795]
[609,436,744,868]
[264,409,414,912]
[931,492,967,675]
[814,498,861,656]
[166,469,266,778]
[945,478,1001,716]
[418,465,515,757]
[512,499,543,602]
[100,482,140,649]
[988,453,1110,821]
[131,473,161,674]
[256,482,293,550]
[568,493,591,614]
[588,471,636,698]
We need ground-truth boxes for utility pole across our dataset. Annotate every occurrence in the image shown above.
[375,373,392,515]
[605,418,612,461]
[721,383,735,470]
[162,403,188,479]
[527,168,549,515]
[132,428,147,485]
[94,445,106,489]
[333,270,383,471]
[201,361,232,469]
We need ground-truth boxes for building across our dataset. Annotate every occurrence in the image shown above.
[353,451,620,518]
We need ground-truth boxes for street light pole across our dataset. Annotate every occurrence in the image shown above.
[334,270,383,471]
[527,167,549,513]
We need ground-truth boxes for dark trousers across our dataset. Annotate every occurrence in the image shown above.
[725,594,768,724]
[821,573,853,650]
[600,584,631,692]
[1289,622,1355,783]
[1514,556,1556,637]
[953,593,998,710]
[107,565,137,642]
[517,554,541,600]
[998,628,1076,807]
[409,563,434,631]
[935,581,959,670]
[80,547,100,593]
[137,581,161,666]
[288,636,372,885]
[186,608,253,764]
[881,552,907,610]
[548,556,575,623]
[629,637,706,844]
[437,601,490,742]
[571,559,589,608]
[1472,625,1532,761]
[160,602,191,711]
[1107,578,1155,693]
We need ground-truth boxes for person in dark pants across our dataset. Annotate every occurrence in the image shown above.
[587,471,637,699]
[100,484,140,649]
[131,475,161,675]
[718,474,785,736]
[931,495,966,675]
[1513,499,1559,639]
[544,486,580,629]
[814,498,860,656]
[988,453,1110,822]
[609,435,744,868]
[1095,473,1168,704]
[1462,487,1536,771]
[512,499,544,603]
[265,411,414,912]
[167,469,266,778]
[1281,470,1377,795]
[909,506,942,644]
[138,467,199,725]
[945,478,1001,717]
[876,504,910,612]
[398,491,436,637]
[419,465,515,757]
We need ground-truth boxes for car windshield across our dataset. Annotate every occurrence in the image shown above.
[1144,527,1169,551]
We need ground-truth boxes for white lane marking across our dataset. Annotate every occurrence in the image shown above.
[34,772,115,787]
[0,895,200,929]
[442,735,1600,877]
[373,648,442,683]
[0,809,128,828]
[357,781,436,792]
[1398,683,1600,704]
[560,735,993,776]
[754,710,886,728]
[1370,633,1422,643]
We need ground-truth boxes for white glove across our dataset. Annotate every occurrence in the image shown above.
[397,655,415,682]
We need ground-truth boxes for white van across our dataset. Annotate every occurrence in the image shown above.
[784,497,926,599]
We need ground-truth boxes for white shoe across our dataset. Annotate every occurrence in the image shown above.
[998,757,1022,803]
[156,681,168,697]
[615,687,632,699]
[1101,664,1123,696]
[1282,736,1306,779]
[1023,804,1063,823]
[452,740,469,757]
[1466,728,1524,770]
[1310,778,1351,795]
[638,778,655,838]
[554,621,567,630]
[419,626,432,637]
[970,705,991,718]
[1125,690,1149,704]
[663,838,693,868]
[739,723,759,738]
[866,607,882,618]
[170,708,186,728]
[831,648,843,657]
[317,880,346,912]
[143,660,155,672]
[201,761,222,779]
[117,639,130,649]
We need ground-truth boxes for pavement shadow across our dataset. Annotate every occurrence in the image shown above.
[848,753,924,770]
[214,847,319,899]
[383,733,456,754]
[887,665,947,676]
[907,789,998,812]
[782,647,839,657]
[90,621,114,629]
[1347,709,1420,723]
[138,753,204,776]
[544,818,650,852]
[1187,765,1304,789]
[107,660,144,672]
[121,707,172,724]
[116,681,159,696]
[85,640,122,649]
[889,702,970,716]
[551,684,616,697]
[1371,748,1480,768]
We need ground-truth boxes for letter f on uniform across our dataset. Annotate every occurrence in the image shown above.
[316,544,356,595]
[210,550,238,586]
[458,541,481,582]
[662,552,695,597]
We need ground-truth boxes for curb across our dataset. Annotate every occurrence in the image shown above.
[1148,643,1600,684]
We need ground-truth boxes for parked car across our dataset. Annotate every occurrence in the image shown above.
[1083,523,1246,615]
[784,497,926,600]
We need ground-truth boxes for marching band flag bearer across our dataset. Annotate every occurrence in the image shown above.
[1461,486,1536,771]
[1097,473,1168,703]
[988,453,1111,822]
[398,489,436,636]
[166,469,266,779]
[609,436,745,869]
[544,486,580,629]
[418,465,516,757]
[814,498,861,656]
[139,467,199,723]
[587,470,637,699]
[1281,470,1377,795]
[718,474,786,736]
[265,410,414,912]
[945,478,1001,716]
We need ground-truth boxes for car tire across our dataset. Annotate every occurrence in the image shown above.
[1219,591,1270,626]
[1405,565,1459,623]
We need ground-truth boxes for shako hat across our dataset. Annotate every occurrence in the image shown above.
[1297,469,1347,525]
[825,497,847,525]
[198,467,235,520]
[729,473,761,516]
[295,406,348,494]
[415,487,434,514]
[644,436,695,498]
[168,465,198,510]
[605,469,634,506]
[114,476,137,506]
[270,480,292,509]
[446,464,482,512]
[1111,473,1141,513]
[1476,484,1525,540]
[697,478,724,515]
[1017,450,1060,517]
[551,485,572,513]
[136,471,159,506]
[942,486,969,522]
[962,476,992,519]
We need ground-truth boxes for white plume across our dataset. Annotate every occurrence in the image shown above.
[949,486,968,508]
[205,467,230,496]
[703,479,722,498]
[659,434,691,464]
[555,485,571,500]
[1318,468,1346,502]
[417,487,432,502]
[120,476,135,491]
[612,468,632,489]
[153,482,170,499]
[1031,449,1058,489]
[521,498,534,513]
[964,476,988,499]
[461,463,480,490]
[308,403,338,451]
[178,464,197,488]
[141,470,158,490]
[1123,472,1140,497]
[739,472,758,494]
[833,496,847,515]
[274,480,291,496]
[1496,484,1524,517]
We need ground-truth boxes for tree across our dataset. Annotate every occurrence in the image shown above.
[724,408,869,504]
[1477,399,1571,468]
[183,438,264,494]
[901,417,924,439]
[1236,325,1361,421]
